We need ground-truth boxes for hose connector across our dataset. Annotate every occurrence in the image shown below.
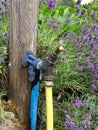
[22,40,64,83]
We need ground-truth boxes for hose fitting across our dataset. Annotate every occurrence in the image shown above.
[22,40,64,83]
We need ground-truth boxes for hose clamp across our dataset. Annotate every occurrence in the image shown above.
[45,81,54,87]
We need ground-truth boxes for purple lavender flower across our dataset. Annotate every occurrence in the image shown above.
[0,0,6,4]
[85,52,90,57]
[88,63,94,71]
[94,73,98,79]
[96,68,98,73]
[81,9,86,16]
[76,66,83,72]
[0,0,9,7]
[80,120,90,129]
[3,32,8,39]
[87,36,92,41]
[78,127,85,130]
[93,24,97,30]
[0,0,5,4]
[66,19,70,24]
[90,12,95,18]
[95,37,98,42]
[63,110,68,115]
[3,2,9,7]
[0,7,5,15]
[76,0,82,5]
[85,29,90,35]
[86,113,91,120]
[53,23,59,29]
[90,53,96,59]
[82,27,86,32]
[82,28,87,34]
[82,36,88,43]
[76,7,80,14]
[90,42,96,49]
[95,30,98,35]
[46,0,56,9]
[0,57,4,63]
[91,79,96,84]
[95,25,98,30]
[95,80,98,85]
[82,28,90,35]
[84,60,91,65]
[0,10,4,15]
[91,84,97,92]
[64,115,79,130]
[73,98,83,107]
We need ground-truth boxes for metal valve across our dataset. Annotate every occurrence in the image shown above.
[22,40,64,83]
[39,40,64,80]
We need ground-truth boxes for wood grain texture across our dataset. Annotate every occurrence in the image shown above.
[9,0,38,128]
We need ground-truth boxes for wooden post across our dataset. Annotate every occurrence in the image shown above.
[9,0,38,128]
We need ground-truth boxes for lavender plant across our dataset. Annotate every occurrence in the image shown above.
[63,3,98,93]
[38,0,98,129]
[64,95,98,130]
[0,0,9,89]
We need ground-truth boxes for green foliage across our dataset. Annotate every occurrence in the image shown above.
[38,2,92,95]
[38,1,98,129]
[0,92,6,122]
[0,1,9,90]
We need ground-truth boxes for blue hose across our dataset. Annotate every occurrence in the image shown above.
[30,83,39,130]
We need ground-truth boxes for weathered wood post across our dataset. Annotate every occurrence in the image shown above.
[9,0,38,128]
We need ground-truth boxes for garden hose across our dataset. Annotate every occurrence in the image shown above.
[45,81,54,130]
[30,83,39,130]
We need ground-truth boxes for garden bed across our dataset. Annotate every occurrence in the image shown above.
[1,0,98,129]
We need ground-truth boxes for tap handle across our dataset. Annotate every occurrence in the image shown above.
[55,40,64,53]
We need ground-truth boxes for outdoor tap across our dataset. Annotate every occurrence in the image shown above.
[37,40,64,80]
[22,40,64,83]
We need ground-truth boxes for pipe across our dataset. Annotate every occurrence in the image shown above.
[45,81,54,130]
[30,83,39,130]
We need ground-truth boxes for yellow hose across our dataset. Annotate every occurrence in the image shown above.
[45,86,53,130]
